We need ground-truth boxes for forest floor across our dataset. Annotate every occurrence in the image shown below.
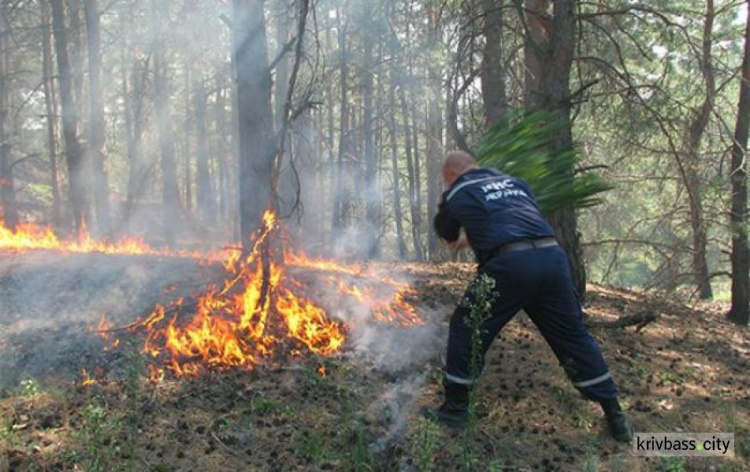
[0,251,747,472]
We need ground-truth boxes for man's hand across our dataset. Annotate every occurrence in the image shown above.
[447,234,469,251]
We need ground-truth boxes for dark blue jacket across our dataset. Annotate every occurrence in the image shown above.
[434,168,555,264]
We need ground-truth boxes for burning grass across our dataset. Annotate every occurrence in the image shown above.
[88,210,423,382]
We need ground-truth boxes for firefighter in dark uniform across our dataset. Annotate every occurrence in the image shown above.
[423,151,632,442]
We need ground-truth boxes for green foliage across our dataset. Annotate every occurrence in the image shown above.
[656,457,686,472]
[476,110,613,215]
[459,274,497,472]
[411,417,440,472]
[11,379,41,397]
[76,400,124,472]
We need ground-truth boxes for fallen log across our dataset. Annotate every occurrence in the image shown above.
[585,310,658,332]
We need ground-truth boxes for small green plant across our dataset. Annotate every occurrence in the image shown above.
[460,274,496,472]
[585,434,599,472]
[631,362,647,379]
[658,371,682,385]
[293,431,330,464]
[411,417,440,472]
[251,396,278,414]
[488,437,517,471]
[123,345,143,471]
[75,399,124,472]
[12,379,40,397]
[349,422,374,472]
[656,457,686,472]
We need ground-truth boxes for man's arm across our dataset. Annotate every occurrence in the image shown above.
[434,199,461,243]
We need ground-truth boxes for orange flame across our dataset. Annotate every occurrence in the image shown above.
[118,210,421,380]
[0,219,221,259]
[80,369,97,387]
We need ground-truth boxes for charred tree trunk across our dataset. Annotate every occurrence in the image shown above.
[233,0,275,243]
[84,0,111,236]
[522,0,585,296]
[41,1,62,228]
[728,9,750,326]
[194,76,215,221]
[52,0,89,236]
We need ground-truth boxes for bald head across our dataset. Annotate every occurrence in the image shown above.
[442,151,479,188]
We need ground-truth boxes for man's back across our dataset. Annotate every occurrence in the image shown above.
[435,168,555,264]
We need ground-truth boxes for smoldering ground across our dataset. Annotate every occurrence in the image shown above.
[0,250,224,391]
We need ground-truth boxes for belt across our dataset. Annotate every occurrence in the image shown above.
[492,237,558,256]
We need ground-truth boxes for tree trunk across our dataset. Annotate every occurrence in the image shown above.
[84,0,111,236]
[194,76,215,221]
[0,5,17,230]
[480,0,507,127]
[362,10,379,258]
[151,0,180,244]
[683,0,715,300]
[332,10,348,238]
[41,0,62,229]
[426,0,443,260]
[399,83,424,261]
[388,70,407,259]
[123,55,149,225]
[523,0,585,296]
[728,7,750,326]
[51,0,89,236]
[183,62,193,214]
[215,85,230,223]
[233,0,275,243]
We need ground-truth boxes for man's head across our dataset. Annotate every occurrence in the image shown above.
[442,151,479,188]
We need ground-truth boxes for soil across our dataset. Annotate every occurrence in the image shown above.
[0,252,747,471]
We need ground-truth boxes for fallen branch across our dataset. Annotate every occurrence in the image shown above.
[585,310,658,332]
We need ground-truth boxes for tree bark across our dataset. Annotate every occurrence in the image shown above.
[522,0,586,296]
[362,7,379,259]
[151,0,180,244]
[183,62,193,214]
[233,0,275,243]
[0,5,17,230]
[41,0,62,228]
[194,76,215,221]
[426,0,443,260]
[388,63,407,259]
[51,0,89,236]
[480,0,507,127]
[84,0,111,236]
[332,9,348,237]
[683,0,715,300]
[728,5,750,326]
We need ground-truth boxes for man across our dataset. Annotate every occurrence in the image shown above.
[424,150,632,442]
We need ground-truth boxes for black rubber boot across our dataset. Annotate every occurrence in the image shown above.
[600,399,633,442]
[421,383,469,429]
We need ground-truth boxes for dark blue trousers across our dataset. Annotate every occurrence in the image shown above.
[444,245,619,402]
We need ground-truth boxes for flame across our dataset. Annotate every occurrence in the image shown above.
[0,219,219,259]
[80,369,97,387]
[109,210,421,380]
